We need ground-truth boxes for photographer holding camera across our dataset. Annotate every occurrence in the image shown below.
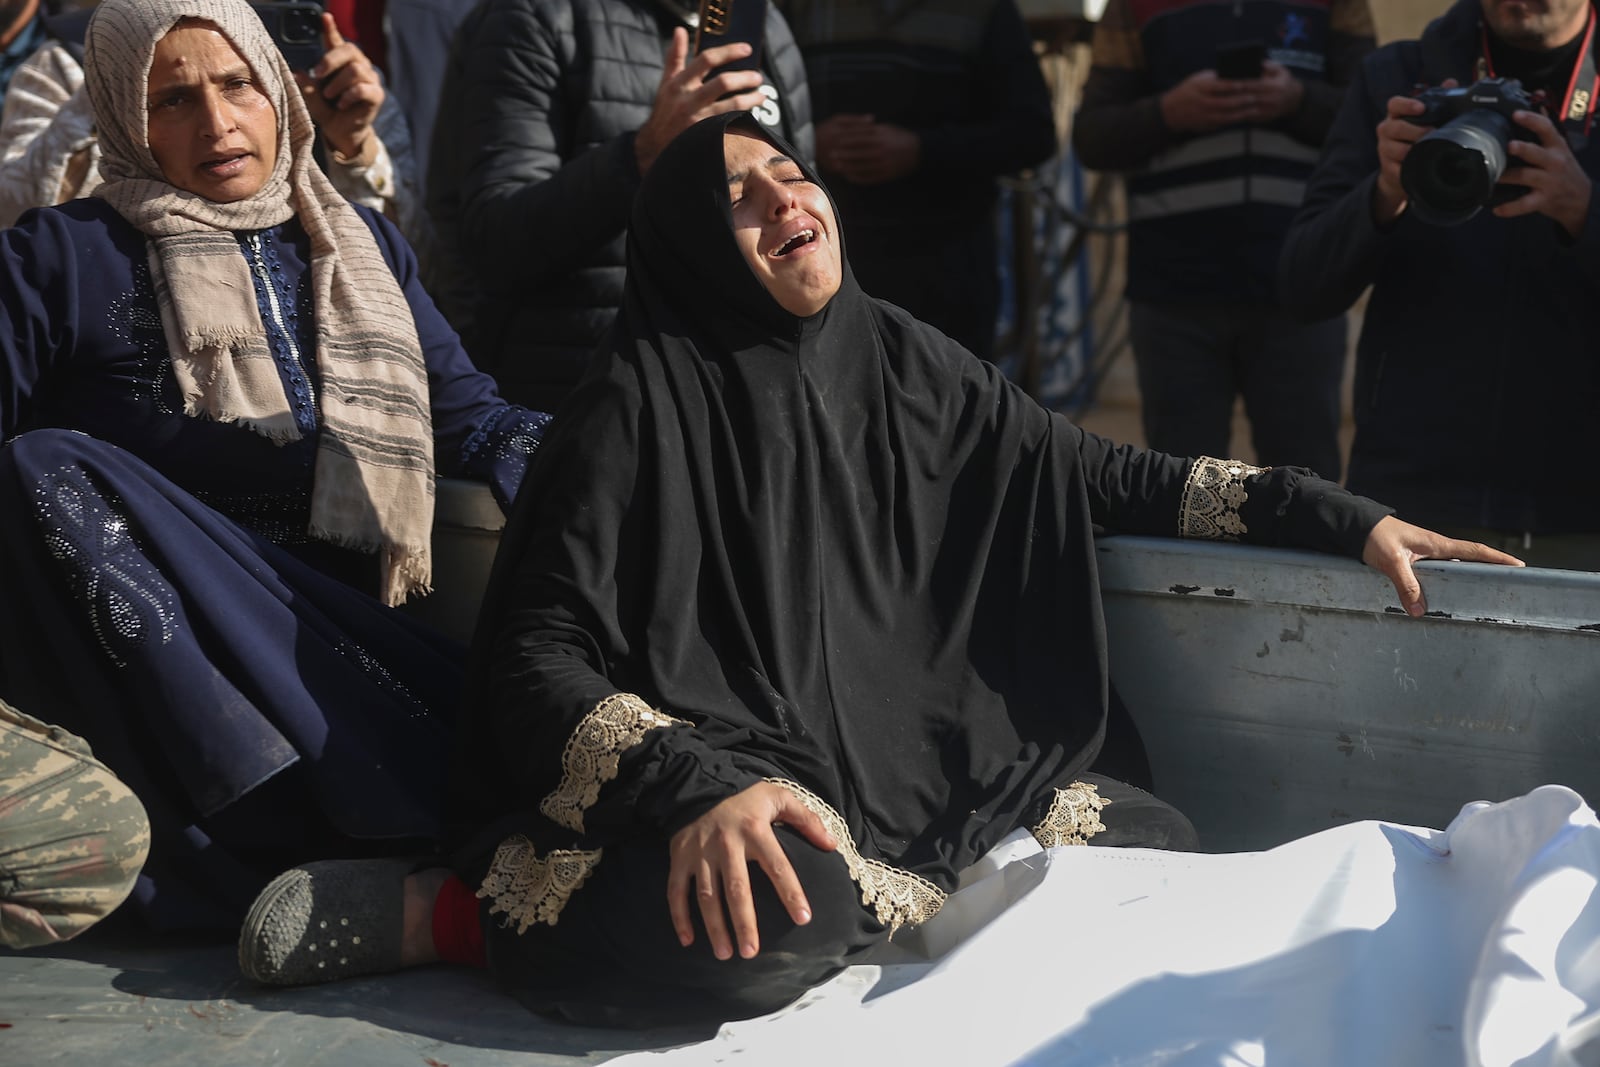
[1073,0,1376,482]
[1280,0,1600,569]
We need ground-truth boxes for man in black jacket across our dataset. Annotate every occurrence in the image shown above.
[1280,0,1600,569]
[427,0,814,412]
[781,0,1056,362]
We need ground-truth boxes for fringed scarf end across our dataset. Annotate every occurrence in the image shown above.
[380,543,433,608]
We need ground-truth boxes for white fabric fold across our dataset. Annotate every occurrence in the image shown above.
[615,786,1600,1067]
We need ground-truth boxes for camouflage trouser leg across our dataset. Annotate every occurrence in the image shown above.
[0,698,150,949]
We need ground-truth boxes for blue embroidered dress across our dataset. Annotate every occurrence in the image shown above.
[0,198,551,929]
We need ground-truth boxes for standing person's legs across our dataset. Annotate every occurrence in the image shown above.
[1128,302,1237,460]
[0,699,150,948]
[1238,309,1347,481]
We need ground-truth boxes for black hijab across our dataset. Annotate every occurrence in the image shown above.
[457,113,1204,889]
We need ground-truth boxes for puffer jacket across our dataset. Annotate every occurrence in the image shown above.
[428,0,814,412]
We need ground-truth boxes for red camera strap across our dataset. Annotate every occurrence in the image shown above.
[1477,6,1599,138]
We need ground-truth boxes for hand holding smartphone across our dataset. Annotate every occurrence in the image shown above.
[1214,40,1265,81]
[693,0,767,76]
[251,0,328,74]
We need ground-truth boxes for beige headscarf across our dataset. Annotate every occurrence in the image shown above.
[83,0,433,606]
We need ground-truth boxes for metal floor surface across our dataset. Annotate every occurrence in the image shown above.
[0,928,711,1066]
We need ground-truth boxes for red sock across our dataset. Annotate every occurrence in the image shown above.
[431,874,488,969]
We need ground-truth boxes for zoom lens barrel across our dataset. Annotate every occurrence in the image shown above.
[1400,109,1514,226]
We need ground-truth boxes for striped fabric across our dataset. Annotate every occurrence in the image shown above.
[1126,127,1321,218]
[83,0,434,606]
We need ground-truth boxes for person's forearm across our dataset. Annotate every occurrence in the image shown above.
[327,93,421,234]
[1072,69,1174,171]
[454,407,553,513]
[1076,425,1194,533]
[1278,59,1396,320]
[1278,79,1345,145]
[488,628,758,840]
[327,135,392,208]
[1241,468,1392,557]
[1276,31,1376,146]
[1279,171,1388,320]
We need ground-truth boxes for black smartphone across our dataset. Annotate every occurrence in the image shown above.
[252,0,327,74]
[1214,40,1265,80]
[693,0,767,76]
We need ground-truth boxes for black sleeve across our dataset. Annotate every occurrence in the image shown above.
[1074,426,1391,559]
[1070,0,1177,172]
[1071,65,1175,172]
[1237,466,1393,558]
[1278,47,1409,321]
[448,1,647,291]
[480,363,761,843]
[1276,29,1377,147]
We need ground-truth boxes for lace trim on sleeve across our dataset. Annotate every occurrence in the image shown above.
[765,778,948,936]
[538,693,691,833]
[1030,781,1111,848]
[1179,456,1268,541]
[476,835,603,934]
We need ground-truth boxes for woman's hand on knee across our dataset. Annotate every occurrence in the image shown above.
[666,782,836,961]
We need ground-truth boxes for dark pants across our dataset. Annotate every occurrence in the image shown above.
[474,775,1193,1029]
[1129,302,1346,481]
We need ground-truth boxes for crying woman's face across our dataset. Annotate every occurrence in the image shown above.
[724,128,842,317]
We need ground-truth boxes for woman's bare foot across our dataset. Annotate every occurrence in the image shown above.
[399,866,452,967]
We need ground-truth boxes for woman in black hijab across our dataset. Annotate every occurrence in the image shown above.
[241,114,1519,1026]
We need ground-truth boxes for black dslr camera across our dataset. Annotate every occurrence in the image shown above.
[1401,77,1543,226]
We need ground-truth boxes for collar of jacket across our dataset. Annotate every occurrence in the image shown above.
[1421,0,1600,78]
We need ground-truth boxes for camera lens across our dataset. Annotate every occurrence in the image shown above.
[1401,109,1513,226]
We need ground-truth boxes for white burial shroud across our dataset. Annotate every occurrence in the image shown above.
[614,784,1600,1067]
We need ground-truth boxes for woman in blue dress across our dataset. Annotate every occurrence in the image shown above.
[0,0,550,931]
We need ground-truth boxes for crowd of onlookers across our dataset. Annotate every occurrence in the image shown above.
[2,0,1597,1014]
[9,0,1594,568]
[0,0,1072,959]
